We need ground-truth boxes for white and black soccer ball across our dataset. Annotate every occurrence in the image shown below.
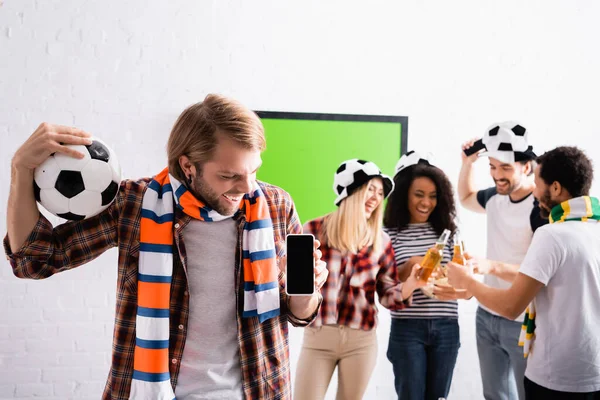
[333,159,393,206]
[483,121,529,153]
[394,150,435,176]
[33,138,121,221]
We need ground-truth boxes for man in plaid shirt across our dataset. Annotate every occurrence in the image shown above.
[4,94,327,399]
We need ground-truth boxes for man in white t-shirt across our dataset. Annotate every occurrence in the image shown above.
[459,122,547,400]
[449,146,600,400]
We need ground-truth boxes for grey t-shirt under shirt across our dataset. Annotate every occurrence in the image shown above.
[175,218,243,400]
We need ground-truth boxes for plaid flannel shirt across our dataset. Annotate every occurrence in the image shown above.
[4,178,319,400]
[304,217,405,331]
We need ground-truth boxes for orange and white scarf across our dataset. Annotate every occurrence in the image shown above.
[129,168,279,399]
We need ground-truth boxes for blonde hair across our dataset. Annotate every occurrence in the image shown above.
[321,181,384,255]
[167,93,266,181]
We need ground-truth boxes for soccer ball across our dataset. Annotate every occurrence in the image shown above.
[483,121,529,153]
[394,150,435,175]
[33,138,121,221]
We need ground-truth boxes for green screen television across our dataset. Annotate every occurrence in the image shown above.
[255,111,408,225]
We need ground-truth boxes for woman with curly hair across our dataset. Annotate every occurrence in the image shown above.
[384,151,468,400]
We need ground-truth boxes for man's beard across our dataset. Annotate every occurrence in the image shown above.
[538,188,558,219]
[494,178,517,195]
[188,176,239,216]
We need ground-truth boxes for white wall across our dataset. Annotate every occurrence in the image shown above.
[1,0,599,398]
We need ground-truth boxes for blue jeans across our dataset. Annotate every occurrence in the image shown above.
[476,307,527,400]
[387,318,460,400]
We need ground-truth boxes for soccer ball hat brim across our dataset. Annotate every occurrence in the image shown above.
[480,148,537,164]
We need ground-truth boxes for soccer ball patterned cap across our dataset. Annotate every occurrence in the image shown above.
[333,159,394,206]
[394,150,436,176]
[481,121,537,164]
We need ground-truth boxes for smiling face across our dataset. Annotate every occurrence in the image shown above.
[407,176,437,223]
[489,157,529,195]
[364,178,384,219]
[183,133,262,216]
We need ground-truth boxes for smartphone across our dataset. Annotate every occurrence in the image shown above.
[285,234,315,296]
[463,139,486,157]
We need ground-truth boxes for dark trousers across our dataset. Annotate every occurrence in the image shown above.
[525,376,600,400]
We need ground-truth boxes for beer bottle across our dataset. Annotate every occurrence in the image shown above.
[451,232,466,266]
[416,229,451,283]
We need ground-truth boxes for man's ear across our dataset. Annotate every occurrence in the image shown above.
[551,180,563,197]
[524,161,533,176]
[179,155,196,179]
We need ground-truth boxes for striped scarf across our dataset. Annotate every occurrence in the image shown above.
[519,196,600,358]
[129,168,279,399]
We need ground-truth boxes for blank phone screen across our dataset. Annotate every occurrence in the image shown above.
[286,235,314,295]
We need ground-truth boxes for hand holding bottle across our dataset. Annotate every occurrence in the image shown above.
[402,263,432,300]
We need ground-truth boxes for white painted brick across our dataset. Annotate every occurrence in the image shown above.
[0,368,41,385]
[15,398,62,400]
[74,336,111,353]
[8,324,58,339]
[0,327,10,340]
[52,381,75,397]
[57,352,106,367]
[55,28,81,44]
[42,367,90,383]
[24,11,72,41]
[0,281,28,296]
[83,292,109,308]
[23,110,74,128]
[0,385,16,397]
[55,295,84,309]
[9,295,39,308]
[0,296,10,309]
[57,323,104,339]
[2,308,43,324]
[2,353,58,368]
[91,367,110,379]
[26,339,73,353]
[69,276,110,295]
[26,280,74,298]
[73,380,105,397]
[93,98,130,114]
[42,308,91,324]
[15,383,53,397]
[79,28,107,46]
[46,42,95,61]
[29,293,74,309]
[91,306,115,322]
[0,340,26,354]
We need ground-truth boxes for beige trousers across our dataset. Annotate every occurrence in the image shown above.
[293,325,378,400]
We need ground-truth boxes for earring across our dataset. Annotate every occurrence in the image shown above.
[186,175,192,185]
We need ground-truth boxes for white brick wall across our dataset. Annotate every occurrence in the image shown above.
[1,0,599,398]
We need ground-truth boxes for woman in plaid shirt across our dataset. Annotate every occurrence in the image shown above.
[293,159,427,400]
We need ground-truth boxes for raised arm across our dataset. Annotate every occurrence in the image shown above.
[5,123,122,279]
[458,138,486,213]
[8,123,93,251]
